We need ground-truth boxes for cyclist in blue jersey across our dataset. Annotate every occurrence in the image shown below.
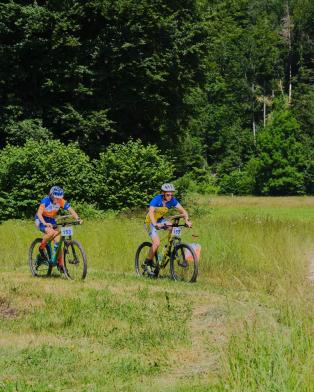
[144,183,191,275]
[35,186,82,267]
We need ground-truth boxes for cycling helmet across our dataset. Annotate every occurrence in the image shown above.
[161,183,176,192]
[49,186,64,199]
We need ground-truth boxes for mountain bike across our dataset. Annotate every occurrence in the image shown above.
[28,217,87,280]
[135,215,199,282]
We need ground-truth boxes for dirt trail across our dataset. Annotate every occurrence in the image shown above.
[145,297,227,391]
[178,303,225,377]
[308,257,314,282]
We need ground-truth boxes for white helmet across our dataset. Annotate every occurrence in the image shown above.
[161,183,176,192]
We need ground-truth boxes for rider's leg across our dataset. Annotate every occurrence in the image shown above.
[53,233,61,254]
[37,227,56,259]
[53,233,64,268]
[40,227,58,248]
[144,223,160,261]
[148,234,160,260]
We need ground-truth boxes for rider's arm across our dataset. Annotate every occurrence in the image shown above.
[148,206,157,227]
[68,207,80,221]
[61,199,81,223]
[175,204,192,226]
[37,205,49,226]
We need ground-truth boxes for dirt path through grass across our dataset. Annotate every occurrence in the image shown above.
[308,256,314,282]
[145,292,228,391]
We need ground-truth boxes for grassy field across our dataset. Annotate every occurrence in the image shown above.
[0,196,313,391]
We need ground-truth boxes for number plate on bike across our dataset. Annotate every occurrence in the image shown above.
[172,227,182,236]
[61,226,73,236]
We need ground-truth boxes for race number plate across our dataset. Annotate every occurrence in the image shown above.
[61,226,73,236]
[172,227,182,237]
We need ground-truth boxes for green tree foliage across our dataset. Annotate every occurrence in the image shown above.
[0,139,174,219]
[0,140,94,220]
[4,119,52,145]
[0,0,207,155]
[293,69,314,139]
[219,168,256,195]
[183,0,284,175]
[252,101,306,195]
[0,0,313,207]
[95,140,173,210]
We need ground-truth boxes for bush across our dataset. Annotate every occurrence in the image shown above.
[219,169,255,195]
[304,142,314,194]
[4,118,52,145]
[174,168,219,198]
[95,140,174,210]
[253,104,306,195]
[69,202,106,219]
[0,140,95,220]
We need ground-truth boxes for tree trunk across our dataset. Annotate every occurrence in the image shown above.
[282,2,293,104]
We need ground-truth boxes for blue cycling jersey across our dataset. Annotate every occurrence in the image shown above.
[145,194,179,224]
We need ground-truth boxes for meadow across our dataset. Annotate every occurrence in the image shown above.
[0,196,313,391]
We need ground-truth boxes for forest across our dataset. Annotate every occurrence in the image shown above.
[0,0,313,217]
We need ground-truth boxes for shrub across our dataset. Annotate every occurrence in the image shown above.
[253,104,306,195]
[69,202,106,219]
[219,169,255,195]
[0,140,95,220]
[95,140,174,210]
[4,118,52,145]
[174,168,219,198]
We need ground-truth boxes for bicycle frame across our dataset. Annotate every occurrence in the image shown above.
[157,218,186,270]
[46,236,64,266]
[45,221,75,266]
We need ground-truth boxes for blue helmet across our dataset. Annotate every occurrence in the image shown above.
[49,186,64,199]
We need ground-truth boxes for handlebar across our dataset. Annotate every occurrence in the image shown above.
[156,223,191,230]
[52,220,82,229]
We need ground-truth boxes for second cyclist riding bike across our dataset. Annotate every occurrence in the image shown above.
[135,215,199,282]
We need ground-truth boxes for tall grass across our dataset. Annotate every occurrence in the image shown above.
[0,197,313,391]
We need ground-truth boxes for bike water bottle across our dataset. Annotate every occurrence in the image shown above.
[157,252,163,264]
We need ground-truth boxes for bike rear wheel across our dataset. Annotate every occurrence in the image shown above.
[135,242,158,277]
[170,243,198,283]
[63,240,87,280]
[28,238,52,277]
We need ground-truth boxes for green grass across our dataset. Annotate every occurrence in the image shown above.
[0,196,313,391]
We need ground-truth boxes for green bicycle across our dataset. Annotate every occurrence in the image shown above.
[28,217,87,280]
[135,215,199,283]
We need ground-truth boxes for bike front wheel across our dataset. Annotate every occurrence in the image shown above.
[63,240,87,280]
[135,241,158,277]
[170,243,198,283]
[28,238,52,277]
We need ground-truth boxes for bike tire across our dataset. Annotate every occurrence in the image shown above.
[135,242,158,277]
[170,243,198,283]
[28,238,52,277]
[63,239,87,280]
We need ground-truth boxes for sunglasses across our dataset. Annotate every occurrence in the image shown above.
[164,193,173,197]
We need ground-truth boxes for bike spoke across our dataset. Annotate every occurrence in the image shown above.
[63,240,87,280]
[171,244,198,283]
[135,242,158,278]
[29,238,52,277]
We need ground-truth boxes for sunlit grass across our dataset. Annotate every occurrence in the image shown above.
[0,196,313,391]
